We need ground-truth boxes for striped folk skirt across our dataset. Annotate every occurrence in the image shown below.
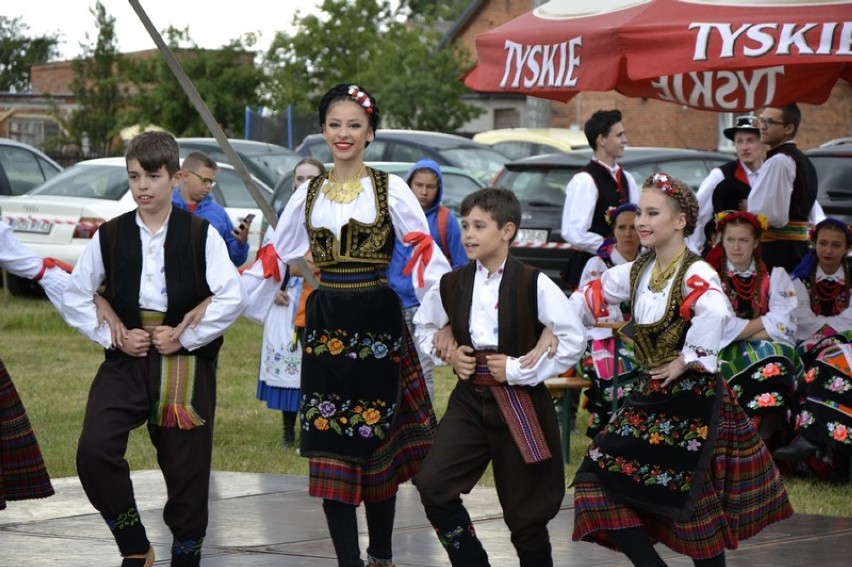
[0,357,53,510]
[572,372,792,559]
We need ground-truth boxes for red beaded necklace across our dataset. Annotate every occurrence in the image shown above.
[809,266,850,316]
[721,255,765,316]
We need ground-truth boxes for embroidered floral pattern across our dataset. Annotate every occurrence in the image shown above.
[262,343,301,377]
[795,409,815,429]
[435,524,477,550]
[172,538,204,556]
[643,375,716,398]
[105,507,140,532]
[607,408,709,452]
[828,422,851,444]
[746,391,784,410]
[302,393,395,439]
[804,367,819,383]
[305,328,402,361]
[685,342,718,359]
[824,375,852,394]
[587,446,692,490]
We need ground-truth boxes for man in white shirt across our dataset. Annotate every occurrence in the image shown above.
[560,109,639,290]
[748,104,819,271]
[689,115,764,254]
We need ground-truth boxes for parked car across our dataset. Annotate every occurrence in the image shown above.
[473,127,590,160]
[0,138,63,197]
[0,157,272,296]
[492,147,733,292]
[806,145,852,225]
[270,162,486,216]
[295,130,508,184]
[177,138,300,189]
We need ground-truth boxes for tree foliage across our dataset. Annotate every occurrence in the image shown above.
[262,0,482,133]
[64,2,124,153]
[122,28,263,138]
[0,16,60,92]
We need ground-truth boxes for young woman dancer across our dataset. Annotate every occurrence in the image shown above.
[570,173,792,566]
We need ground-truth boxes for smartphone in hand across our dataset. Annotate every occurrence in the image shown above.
[233,213,256,235]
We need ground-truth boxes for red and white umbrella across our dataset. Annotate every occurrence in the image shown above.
[463,0,852,111]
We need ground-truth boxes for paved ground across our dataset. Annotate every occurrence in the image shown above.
[1,471,850,566]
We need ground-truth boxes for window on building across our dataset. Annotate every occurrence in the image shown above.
[8,117,61,149]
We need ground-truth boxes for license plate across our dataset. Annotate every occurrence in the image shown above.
[9,218,52,234]
[515,228,548,245]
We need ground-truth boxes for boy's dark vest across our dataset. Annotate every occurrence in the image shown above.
[439,255,543,357]
[766,143,818,223]
[702,160,752,242]
[583,161,629,238]
[99,208,222,360]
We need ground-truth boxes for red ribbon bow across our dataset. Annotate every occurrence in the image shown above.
[256,243,282,282]
[584,278,610,319]
[680,274,713,321]
[402,231,434,288]
[35,257,73,281]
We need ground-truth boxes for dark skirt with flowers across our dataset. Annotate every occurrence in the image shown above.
[0,357,54,510]
[578,338,640,438]
[572,370,792,559]
[300,285,436,504]
[718,339,801,434]
[795,332,852,455]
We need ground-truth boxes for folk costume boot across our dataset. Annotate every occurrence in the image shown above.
[282,411,297,449]
[425,507,490,566]
[120,547,155,567]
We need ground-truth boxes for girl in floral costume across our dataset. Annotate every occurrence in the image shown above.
[708,211,801,446]
[577,203,643,437]
[774,218,852,481]
[570,173,792,567]
[241,84,450,567]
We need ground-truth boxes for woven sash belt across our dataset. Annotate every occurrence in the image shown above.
[140,310,205,430]
[761,221,809,242]
[468,351,552,464]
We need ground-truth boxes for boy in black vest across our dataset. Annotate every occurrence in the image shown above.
[560,109,639,290]
[62,131,245,567]
[413,187,587,566]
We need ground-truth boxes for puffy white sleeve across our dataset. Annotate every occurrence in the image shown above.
[505,274,587,387]
[792,278,852,340]
[761,267,798,345]
[681,262,733,371]
[387,174,451,300]
[241,187,309,316]
[62,234,113,348]
[412,279,450,365]
[688,168,723,253]
[560,172,602,254]
[0,222,69,312]
[748,153,795,228]
[578,255,625,340]
[569,261,633,328]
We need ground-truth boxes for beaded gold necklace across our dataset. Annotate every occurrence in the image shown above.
[648,246,686,293]
[323,165,366,204]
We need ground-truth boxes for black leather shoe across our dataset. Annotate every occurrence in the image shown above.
[773,436,819,463]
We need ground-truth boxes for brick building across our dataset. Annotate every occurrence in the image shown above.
[447,0,851,150]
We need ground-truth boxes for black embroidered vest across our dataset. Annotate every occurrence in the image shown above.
[439,255,543,358]
[583,161,628,238]
[766,143,818,223]
[304,168,395,268]
[629,251,702,368]
[99,208,221,360]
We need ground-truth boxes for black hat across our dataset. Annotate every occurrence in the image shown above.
[723,115,760,141]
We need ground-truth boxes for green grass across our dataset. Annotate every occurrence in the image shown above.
[2,293,850,516]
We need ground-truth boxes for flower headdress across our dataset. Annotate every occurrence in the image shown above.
[652,173,679,196]
[605,203,638,226]
[715,210,768,235]
[809,217,852,244]
[347,84,374,115]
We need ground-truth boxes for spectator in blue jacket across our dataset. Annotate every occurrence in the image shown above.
[172,152,252,266]
[389,159,468,398]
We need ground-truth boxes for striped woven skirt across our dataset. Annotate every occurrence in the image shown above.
[302,285,437,504]
[572,373,792,559]
[718,339,801,433]
[0,357,53,510]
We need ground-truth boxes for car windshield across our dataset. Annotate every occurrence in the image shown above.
[495,166,580,208]
[441,172,484,213]
[28,164,129,200]
[247,153,301,186]
[215,168,271,209]
[439,147,508,183]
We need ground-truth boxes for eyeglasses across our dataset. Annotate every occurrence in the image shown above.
[187,170,215,186]
[755,117,786,127]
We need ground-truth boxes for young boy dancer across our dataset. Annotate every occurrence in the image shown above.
[413,187,587,566]
[62,131,245,566]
